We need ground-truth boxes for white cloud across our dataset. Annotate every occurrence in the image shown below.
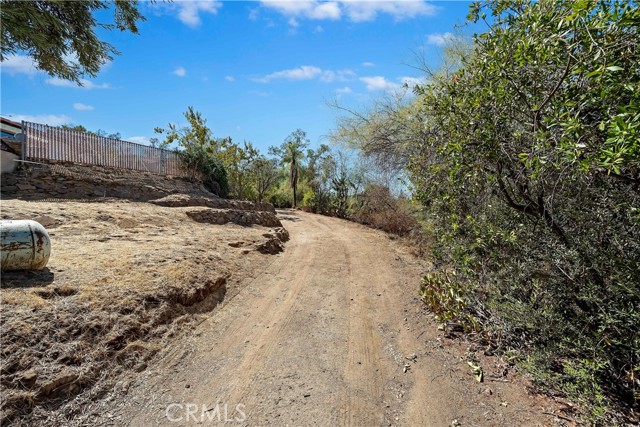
[254,65,356,84]
[0,53,114,78]
[0,55,39,75]
[288,17,300,27]
[426,32,455,46]
[260,1,436,23]
[343,1,437,22]
[46,78,110,89]
[260,1,341,20]
[360,75,425,92]
[362,61,375,67]
[73,103,94,111]
[248,8,260,21]
[320,70,336,83]
[253,65,322,83]
[336,86,352,94]
[3,55,111,89]
[173,66,187,77]
[5,114,73,127]
[311,1,342,19]
[313,25,324,33]
[360,76,400,91]
[225,75,235,82]
[127,136,151,145]
[175,0,222,27]
[320,68,356,83]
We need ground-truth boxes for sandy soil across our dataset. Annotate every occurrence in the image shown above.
[98,210,569,427]
[0,197,287,426]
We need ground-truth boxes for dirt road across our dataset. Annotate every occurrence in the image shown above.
[114,211,558,427]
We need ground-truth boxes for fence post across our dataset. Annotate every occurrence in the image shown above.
[20,121,26,161]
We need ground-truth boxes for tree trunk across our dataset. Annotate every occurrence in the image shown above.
[293,184,297,208]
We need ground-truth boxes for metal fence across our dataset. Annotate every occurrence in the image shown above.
[22,121,189,177]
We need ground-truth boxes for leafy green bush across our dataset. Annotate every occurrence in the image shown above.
[178,145,228,197]
[407,1,639,423]
[301,189,316,210]
[268,185,293,208]
[155,107,229,198]
[419,271,480,332]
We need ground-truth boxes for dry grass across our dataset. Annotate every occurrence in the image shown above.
[0,197,286,426]
[351,185,420,236]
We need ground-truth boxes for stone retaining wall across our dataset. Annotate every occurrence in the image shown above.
[151,194,275,213]
[186,208,282,227]
[0,163,214,202]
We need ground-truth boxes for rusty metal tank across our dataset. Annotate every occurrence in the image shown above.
[1,220,51,271]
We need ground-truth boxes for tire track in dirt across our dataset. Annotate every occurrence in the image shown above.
[336,220,387,427]
[222,241,316,409]
[226,215,351,425]
[115,210,561,427]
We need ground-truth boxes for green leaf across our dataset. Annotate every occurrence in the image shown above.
[606,66,624,72]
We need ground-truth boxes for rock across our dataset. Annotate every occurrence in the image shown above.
[186,208,283,228]
[256,236,284,254]
[16,183,37,191]
[3,176,17,185]
[273,227,290,242]
[150,193,276,213]
[405,353,418,362]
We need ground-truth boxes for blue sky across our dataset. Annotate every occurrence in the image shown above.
[1,1,475,153]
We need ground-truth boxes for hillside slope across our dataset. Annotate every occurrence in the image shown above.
[1,164,289,425]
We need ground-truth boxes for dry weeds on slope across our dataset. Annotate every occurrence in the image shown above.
[0,196,288,426]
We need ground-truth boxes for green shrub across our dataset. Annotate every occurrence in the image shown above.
[301,189,316,210]
[419,271,480,332]
[178,145,228,197]
[407,1,639,423]
[268,186,292,208]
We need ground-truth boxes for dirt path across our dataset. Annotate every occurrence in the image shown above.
[113,211,559,427]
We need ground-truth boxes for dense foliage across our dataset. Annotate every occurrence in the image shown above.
[155,107,229,197]
[1,0,144,83]
[269,129,310,208]
[409,1,639,422]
